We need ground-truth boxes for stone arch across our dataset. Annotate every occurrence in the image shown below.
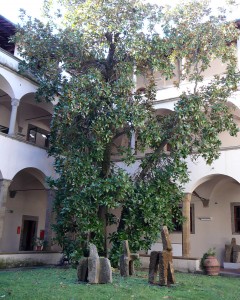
[155,108,174,116]
[1,167,49,252]
[225,100,240,120]
[0,74,14,98]
[16,93,53,144]
[228,95,240,111]
[11,167,49,189]
[189,173,240,194]
[0,79,12,133]
[154,98,176,111]
[20,93,53,115]
[188,173,240,263]
[136,87,146,94]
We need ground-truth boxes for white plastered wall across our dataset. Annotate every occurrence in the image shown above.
[1,190,47,252]
[191,179,240,264]
[1,170,47,252]
[0,105,11,128]
[168,177,240,265]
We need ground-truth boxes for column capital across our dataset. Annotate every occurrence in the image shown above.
[11,98,20,107]
[0,179,12,189]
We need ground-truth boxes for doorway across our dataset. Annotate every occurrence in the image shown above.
[19,216,38,251]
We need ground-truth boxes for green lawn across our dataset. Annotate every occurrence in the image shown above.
[0,267,239,300]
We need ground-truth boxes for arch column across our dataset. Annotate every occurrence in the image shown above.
[130,66,137,155]
[44,189,55,251]
[8,98,20,136]
[237,37,240,72]
[130,130,136,154]
[0,179,11,251]
[182,193,191,257]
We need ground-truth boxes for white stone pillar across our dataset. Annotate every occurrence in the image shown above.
[237,37,240,72]
[130,130,136,154]
[0,179,11,252]
[44,189,55,251]
[8,98,20,136]
[130,66,137,154]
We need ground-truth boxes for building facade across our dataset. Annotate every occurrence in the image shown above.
[0,16,56,255]
[1,14,240,267]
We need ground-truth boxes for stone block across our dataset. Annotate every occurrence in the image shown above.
[99,258,112,283]
[88,257,100,284]
[147,226,175,287]
[77,243,112,284]
[232,245,240,263]
[89,243,99,258]
[224,244,232,263]
[77,257,88,282]
[167,260,175,284]
[161,226,172,251]
[123,240,131,257]
[148,251,159,284]
[119,240,139,277]
[159,250,175,286]
[120,255,129,276]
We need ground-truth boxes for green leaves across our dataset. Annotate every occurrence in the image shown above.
[15,0,240,262]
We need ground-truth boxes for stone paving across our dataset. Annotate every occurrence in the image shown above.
[220,268,240,277]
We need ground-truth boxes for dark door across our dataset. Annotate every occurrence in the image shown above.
[21,220,37,251]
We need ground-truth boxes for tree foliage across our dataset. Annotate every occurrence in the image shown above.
[14,0,239,263]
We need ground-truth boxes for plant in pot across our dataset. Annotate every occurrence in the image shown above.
[200,248,220,276]
[33,237,47,251]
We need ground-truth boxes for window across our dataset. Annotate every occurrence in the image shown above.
[231,203,240,234]
[0,125,9,134]
[173,204,195,234]
[27,124,50,148]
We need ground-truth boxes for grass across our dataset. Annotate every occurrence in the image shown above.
[0,267,239,300]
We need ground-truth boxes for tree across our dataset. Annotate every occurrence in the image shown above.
[14,0,239,263]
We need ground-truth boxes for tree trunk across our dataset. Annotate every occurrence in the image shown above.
[99,142,112,257]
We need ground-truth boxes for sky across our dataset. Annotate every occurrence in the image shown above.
[1,0,240,24]
[0,0,44,23]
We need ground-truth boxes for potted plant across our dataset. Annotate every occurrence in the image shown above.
[33,237,47,251]
[200,248,220,276]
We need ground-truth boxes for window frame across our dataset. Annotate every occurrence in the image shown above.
[231,202,240,234]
